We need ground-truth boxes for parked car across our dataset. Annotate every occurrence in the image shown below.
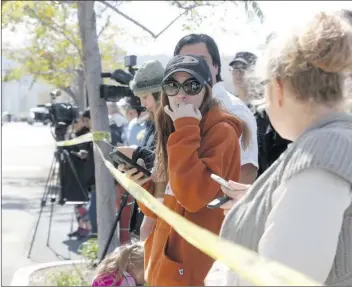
[27,106,51,125]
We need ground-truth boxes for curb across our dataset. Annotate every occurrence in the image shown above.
[10,260,84,286]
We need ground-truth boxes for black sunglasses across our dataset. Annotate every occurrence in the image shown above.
[229,62,248,71]
[162,78,204,96]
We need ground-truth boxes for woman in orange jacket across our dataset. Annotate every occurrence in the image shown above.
[120,54,248,286]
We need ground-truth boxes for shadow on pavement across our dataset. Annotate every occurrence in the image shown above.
[2,195,40,211]
[62,237,89,255]
[2,185,63,211]
[48,245,71,261]
[2,176,48,187]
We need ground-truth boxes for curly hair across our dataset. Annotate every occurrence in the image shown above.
[258,11,352,105]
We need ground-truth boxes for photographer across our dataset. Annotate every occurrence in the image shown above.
[67,109,95,239]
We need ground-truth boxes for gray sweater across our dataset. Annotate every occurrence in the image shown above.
[220,112,352,286]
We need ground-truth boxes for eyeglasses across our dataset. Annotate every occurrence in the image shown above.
[162,78,204,96]
[229,63,247,72]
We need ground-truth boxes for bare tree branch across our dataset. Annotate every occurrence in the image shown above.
[97,0,157,38]
[98,0,199,39]
[98,14,110,38]
[28,75,38,91]
[60,85,78,103]
[154,4,198,38]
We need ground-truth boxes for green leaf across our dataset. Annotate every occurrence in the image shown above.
[3,1,126,94]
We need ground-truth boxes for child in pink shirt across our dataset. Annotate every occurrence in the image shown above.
[92,242,144,286]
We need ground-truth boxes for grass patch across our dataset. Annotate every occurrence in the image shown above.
[45,238,98,286]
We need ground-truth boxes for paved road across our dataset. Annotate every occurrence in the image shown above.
[2,123,83,286]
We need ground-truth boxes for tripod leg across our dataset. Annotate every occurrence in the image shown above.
[47,196,55,247]
[27,198,47,258]
[99,192,129,264]
[47,162,60,247]
[42,154,56,205]
[27,157,57,258]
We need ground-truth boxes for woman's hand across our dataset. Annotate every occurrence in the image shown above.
[164,102,202,122]
[220,181,250,216]
[118,158,151,186]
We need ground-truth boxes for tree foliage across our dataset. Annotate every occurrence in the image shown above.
[2,0,264,93]
[2,1,125,104]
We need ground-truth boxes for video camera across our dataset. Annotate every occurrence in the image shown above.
[44,89,79,141]
[100,55,145,112]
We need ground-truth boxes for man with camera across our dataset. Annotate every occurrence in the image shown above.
[67,109,96,239]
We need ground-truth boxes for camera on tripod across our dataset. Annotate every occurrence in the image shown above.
[100,55,145,112]
[44,90,79,141]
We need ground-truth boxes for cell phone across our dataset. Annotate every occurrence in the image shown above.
[109,150,151,179]
[207,195,231,209]
[210,174,231,189]
[207,174,232,209]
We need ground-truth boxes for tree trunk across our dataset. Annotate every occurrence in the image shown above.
[75,68,86,111]
[77,1,118,257]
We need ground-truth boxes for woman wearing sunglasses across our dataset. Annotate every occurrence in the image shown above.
[119,54,249,286]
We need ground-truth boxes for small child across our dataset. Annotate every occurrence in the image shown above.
[92,242,144,286]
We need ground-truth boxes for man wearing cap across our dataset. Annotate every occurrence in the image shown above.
[120,95,146,146]
[229,51,258,105]
[229,51,291,177]
[174,34,259,184]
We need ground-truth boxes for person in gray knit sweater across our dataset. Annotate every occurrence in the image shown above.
[205,11,352,286]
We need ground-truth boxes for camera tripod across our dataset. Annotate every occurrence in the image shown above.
[99,190,132,263]
[27,147,89,258]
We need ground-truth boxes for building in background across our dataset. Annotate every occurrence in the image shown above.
[1,56,72,119]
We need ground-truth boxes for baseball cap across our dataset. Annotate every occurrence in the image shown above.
[229,52,257,68]
[163,55,213,87]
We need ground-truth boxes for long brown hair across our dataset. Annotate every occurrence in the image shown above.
[153,85,227,182]
[94,242,144,284]
[138,91,162,123]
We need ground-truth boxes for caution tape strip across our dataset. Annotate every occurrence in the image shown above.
[92,143,321,286]
[56,131,111,147]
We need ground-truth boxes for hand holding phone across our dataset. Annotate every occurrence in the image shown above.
[207,174,233,209]
[109,150,151,179]
[207,174,249,210]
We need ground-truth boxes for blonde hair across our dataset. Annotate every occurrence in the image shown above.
[258,11,352,105]
[95,242,144,284]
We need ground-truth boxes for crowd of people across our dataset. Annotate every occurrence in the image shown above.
[69,9,352,287]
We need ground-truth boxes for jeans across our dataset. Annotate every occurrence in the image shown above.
[88,186,97,234]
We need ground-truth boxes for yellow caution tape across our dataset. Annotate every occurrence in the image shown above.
[56,131,111,147]
[93,143,321,286]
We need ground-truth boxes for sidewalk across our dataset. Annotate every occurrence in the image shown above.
[2,123,86,285]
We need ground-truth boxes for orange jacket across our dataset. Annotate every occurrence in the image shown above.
[139,106,242,286]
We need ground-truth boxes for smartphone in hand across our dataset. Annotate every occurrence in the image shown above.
[109,150,151,179]
[207,174,232,209]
